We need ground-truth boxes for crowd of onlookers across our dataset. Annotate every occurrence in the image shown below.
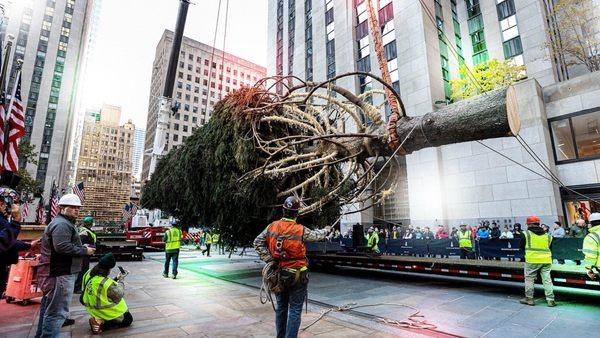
[343,219,591,241]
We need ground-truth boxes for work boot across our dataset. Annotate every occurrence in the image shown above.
[547,300,556,307]
[62,318,75,327]
[519,297,535,306]
[89,317,103,334]
[162,273,168,278]
[172,274,177,280]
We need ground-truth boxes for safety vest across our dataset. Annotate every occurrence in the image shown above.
[79,227,97,243]
[458,230,472,248]
[165,227,182,252]
[392,231,398,240]
[212,233,220,243]
[367,232,379,251]
[205,233,213,244]
[583,225,600,268]
[81,271,128,321]
[266,218,307,269]
[524,230,552,264]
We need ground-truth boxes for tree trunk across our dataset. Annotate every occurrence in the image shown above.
[389,85,519,155]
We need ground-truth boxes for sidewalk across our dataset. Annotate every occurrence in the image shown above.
[0,252,412,338]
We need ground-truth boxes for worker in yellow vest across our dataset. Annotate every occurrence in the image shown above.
[520,216,555,307]
[583,213,600,280]
[82,253,132,334]
[76,216,97,292]
[163,220,182,279]
[202,230,212,257]
[212,232,222,255]
[365,227,380,253]
[458,223,474,259]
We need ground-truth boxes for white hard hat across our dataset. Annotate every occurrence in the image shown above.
[58,193,82,207]
[590,213,600,223]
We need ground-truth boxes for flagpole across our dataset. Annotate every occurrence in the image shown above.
[0,35,13,93]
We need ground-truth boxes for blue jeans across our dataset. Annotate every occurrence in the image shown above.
[35,273,77,338]
[275,277,308,338]
[164,250,179,276]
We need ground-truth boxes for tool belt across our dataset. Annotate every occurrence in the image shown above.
[279,268,308,289]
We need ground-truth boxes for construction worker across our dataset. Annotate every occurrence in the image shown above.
[212,232,221,255]
[202,230,212,257]
[458,223,474,259]
[520,216,555,307]
[163,220,182,279]
[253,196,331,338]
[82,253,133,334]
[365,227,380,253]
[583,213,600,280]
[75,217,97,292]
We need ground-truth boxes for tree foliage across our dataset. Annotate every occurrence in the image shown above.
[544,0,600,73]
[16,141,43,202]
[450,58,526,101]
[142,88,342,247]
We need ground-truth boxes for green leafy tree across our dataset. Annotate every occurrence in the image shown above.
[142,89,342,248]
[450,58,526,101]
[16,141,43,201]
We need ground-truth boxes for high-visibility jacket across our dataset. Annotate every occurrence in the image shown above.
[165,227,182,252]
[79,227,97,243]
[524,230,552,264]
[212,233,220,244]
[458,230,472,248]
[583,225,600,268]
[205,233,213,244]
[82,271,128,321]
[366,232,379,251]
[266,218,307,269]
[392,231,398,240]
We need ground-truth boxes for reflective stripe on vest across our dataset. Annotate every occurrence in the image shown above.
[524,230,552,264]
[82,273,128,321]
[165,228,182,251]
[79,227,97,243]
[458,230,472,248]
[583,230,600,267]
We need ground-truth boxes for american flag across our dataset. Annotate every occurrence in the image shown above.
[130,203,138,217]
[3,71,25,172]
[50,182,60,220]
[22,200,29,219]
[0,81,6,171]
[36,198,45,225]
[122,203,131,220]
[72,182,85,203]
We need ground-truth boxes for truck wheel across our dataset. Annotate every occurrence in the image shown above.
[5,296,13,303]
[21,300,29,306]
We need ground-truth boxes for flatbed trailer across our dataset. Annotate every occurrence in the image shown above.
[308,252,600,291]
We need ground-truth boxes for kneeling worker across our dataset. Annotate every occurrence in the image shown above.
[520,216,555,307]
[82,253,133,334]
[254,196,332,338]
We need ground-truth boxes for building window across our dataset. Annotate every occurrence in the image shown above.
[503,36,522,58]
[496,0,516,21]
[550,109,600,163]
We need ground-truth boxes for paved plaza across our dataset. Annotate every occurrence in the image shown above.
[1,249,598,337]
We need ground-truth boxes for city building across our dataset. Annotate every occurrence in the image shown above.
[131,127,145,180]
[130,178,141,199]
[75,104,133,223]
[141,29,266,181]
[1,0,96,197]
[267,0,600,232]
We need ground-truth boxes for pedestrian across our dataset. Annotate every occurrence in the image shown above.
[570,219,587,265]
[490,222,501,239]
[500,226,514,239]
[212,231,221,255]
[163,220,182,279]
[458,224,474,259]
[36,194,96,338]
[253,196,331,338]
[414,227,423,239]
[82,253,133,334]
[551,222,565,238]
[75,216,97,293]
[542,224,550,233]
[520,216,555,307]
[450,226,458,239]
[435,225,448,239]
[477,224,490,239]
[202,230,212,257]
[402,227,414,239]
[583,213,600,280]
[423,226,434,240]
[392,226,399,239]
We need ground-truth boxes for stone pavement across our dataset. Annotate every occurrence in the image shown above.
[0,251,416,338]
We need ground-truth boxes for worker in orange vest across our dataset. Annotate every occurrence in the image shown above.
[253,196,332,338]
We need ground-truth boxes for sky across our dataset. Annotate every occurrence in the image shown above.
[81,0,268,129]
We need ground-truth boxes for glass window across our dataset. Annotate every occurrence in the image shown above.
[572,111,600,159]
[551,119,576,161]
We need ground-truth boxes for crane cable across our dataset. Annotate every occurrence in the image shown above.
[203,0,223,116]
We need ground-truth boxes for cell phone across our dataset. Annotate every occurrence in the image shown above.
[118,266,126,274]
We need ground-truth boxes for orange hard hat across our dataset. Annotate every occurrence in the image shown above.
[526,216,540,225]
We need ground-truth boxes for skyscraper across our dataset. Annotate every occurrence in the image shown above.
[131,127,144,180]
[1,0,95,197]
[141,30,266,181]
[268,0,600,229]
[75,104,133,223]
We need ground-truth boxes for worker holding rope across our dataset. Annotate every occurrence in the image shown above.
[253,196,332,338]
